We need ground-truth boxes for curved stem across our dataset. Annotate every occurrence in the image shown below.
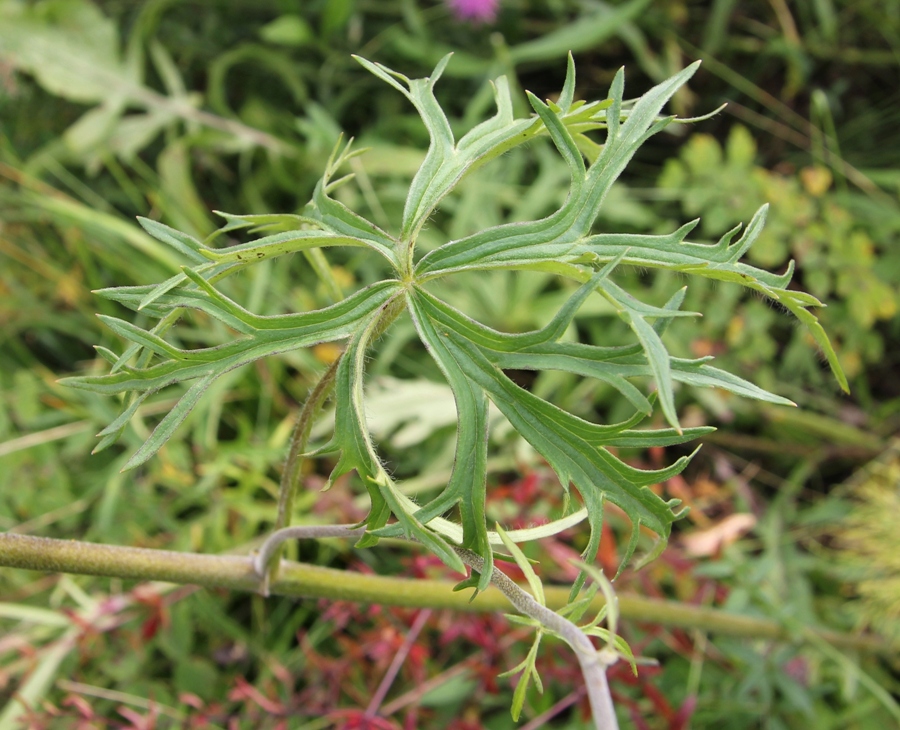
[257,527,618,726]
[275,293,410,533]
[254,524,365,595]
[274,357,342,534]
[454,547,618,730]
[265,356,344,589]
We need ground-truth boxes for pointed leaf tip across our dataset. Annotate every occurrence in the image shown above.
[430,53,454,85]
[525,89,548,113]
[559,52,576,111]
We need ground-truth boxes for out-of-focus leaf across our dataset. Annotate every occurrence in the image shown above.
[259,15,313,47]
[508,0,654,64]
[0,0,124,104]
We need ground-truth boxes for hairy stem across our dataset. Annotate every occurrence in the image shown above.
[455,547,618,730]
[0,532,885,653]
[262,530,624,726]
[269,293,409,582]
[254,524,366,596]
[266,359,343,591]
[274,357,343,534]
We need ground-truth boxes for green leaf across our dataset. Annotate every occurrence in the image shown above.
[321,310,467,574]
[498,633,544,721]
[63,280,403,463]
[355,55,633,250]
[122,374,214,470]
[574,560,620,640]
[92,392,150,454]
[198,227,394,267]
[772,288,850,393]
[68,55,847,633]
[416,63,700,278]
[0,0,125,104]
[409,287,691,572]
[404,61,844,387]
[598,278,682,430]
[301,137,399,264]
[259,15,313,47]
[404,290,493,590]
[0,0,283,157]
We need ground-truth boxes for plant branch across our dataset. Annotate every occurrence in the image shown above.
[454,547,618,730]
[259,527,616,726]
[254,523,366,596]
[274,358,343,535]
[0,532,885,655]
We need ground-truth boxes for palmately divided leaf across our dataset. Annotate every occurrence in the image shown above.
[126,144,398,312]
[415,62,701,279]
[130,227,391,312]
[69,54,847,599]
[354,53,673,254]
[403,232,799,572]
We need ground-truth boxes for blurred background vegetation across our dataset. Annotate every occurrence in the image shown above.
[1,0,898,727]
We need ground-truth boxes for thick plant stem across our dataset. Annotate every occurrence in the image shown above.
[0,532,886,655]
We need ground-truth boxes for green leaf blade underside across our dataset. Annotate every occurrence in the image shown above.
[396,58,843,385]
[62,280,403,465]
[600,279,681,430]
[415,62,700,279]
[402,255,799,569]
[137,217,208,264]
[406,290,493,591]
[197,228,394,265]
[300,138,399,265]
[357,54,678,251]
[493,347,794,409]
[321,308,467,575]
[359,52,541,245]
[418,275,794,413]
[410,287,689,572]
[415,206,844,388]
[67,281,402,395]
[122,375,215,470]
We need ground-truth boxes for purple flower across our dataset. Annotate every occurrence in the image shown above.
[446,0,499,24]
